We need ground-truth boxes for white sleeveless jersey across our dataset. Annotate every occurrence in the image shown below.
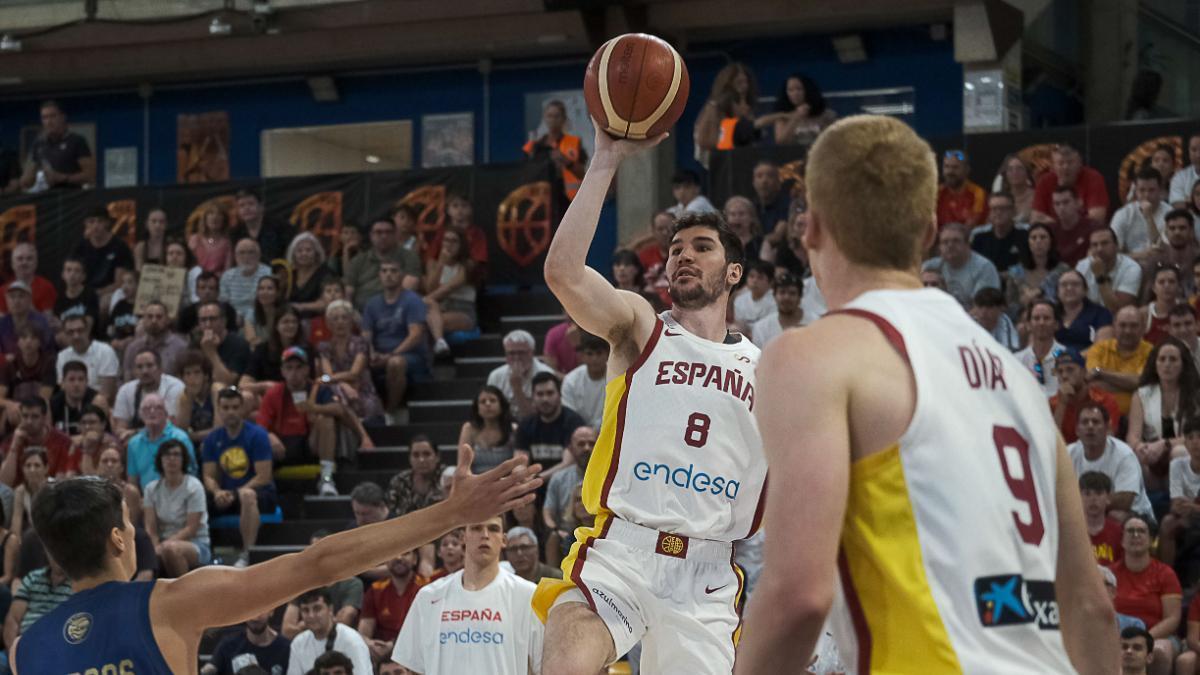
[825,289,1073,674]
[581,311,767,542]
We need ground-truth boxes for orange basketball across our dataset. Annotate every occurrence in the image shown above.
[583,33,690,140]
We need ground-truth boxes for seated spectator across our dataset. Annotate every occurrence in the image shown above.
[423,226,478,356]
[362,256,429,412]
[1052,352,1121,443]
[174,349,217,446]
[72,405,119,477]
[1160,418,1200,570]
[921,223,1000,306]
[1014,299,1065,396]
[515,372,585,474]
[429,529,465,580]
[542,426,596,562]
[241,305,309,397]
[193,300,253,386]
[1070,402,1156,521]
[56,314,119,403]
[970,192,1028,273]
[610,249,662,310]
[105,269,140,356]
[220,238,272,324]
[143,438,212,577]
[761,203,809,280]
[1081,471,1123,565]
[1144,210,1199,297]
[201,610,291,675]
[523,99,588,201]
[1077,227,1141,312]
[165,238,203,311]
[320,300,385,425]
[331,222,361,279]
[280,531,364,639]
[126,392,197,491]
[0,282,54,356]
[1130,144,1178,202]
[0,499,16,589]
[749,273,807,349]
[18,99,94,191]
[1055,270,1114,352]
[54,255,100,342]
[1100,566,1146,633]
[1170,304,1200,376]
[50,361,106,436]
[1182,594,1200,675]
[257,346,341,495]
[390,203,423,256]
[287,587,374,675]
[307,276,356,346]
[505,496,550,566]
[134,207,168,271]
[667,169,717,218]
[10,446,52,540]
[189,205,234,275]
[1113,168,1173,261]
[1112,515,1181,673]
[936,150,988,228]
[231,189,296,263]
[561,333,607,429]
[287,232,335,319]
[345,216,421,308]
[72,206,135,301]
[245,275,286,347]
[751,160,790,246]
[122,300,188,381]
[179,271,240,336]
[3,557,71,650]
[314,650,356,675]
[112,349,185,435]
[1121,625,1156,675]
[541,318,579,375]
[458,385,517,474]
[202,387,275,568]
[430,193,489,276]
[488,330,558,418]
[0,397,74,487]
[732,260,777,328]
[724,196,764,262]
[3,325,58,417]
[1169,134,1200,208]
[385,434,444,516]
[992,154,1035,223]
[969,287,1018,350]
[1046,185,1102,267]
[1144,264,1185,346]
[359,549,425,662]
[1032,143,1110,227]
[1128,337,1198,494]
[1088,305,1154,416]
[0,243,55,314]
[557,483,595,559]
[507,526,562,584]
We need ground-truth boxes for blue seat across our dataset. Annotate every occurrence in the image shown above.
[445,327,482,345]
[211,505,283,530]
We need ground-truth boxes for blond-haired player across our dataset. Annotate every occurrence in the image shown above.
[734,116,1117,674]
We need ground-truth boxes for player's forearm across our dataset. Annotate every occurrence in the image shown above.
[544,163,617,285]
[734,587,828,675]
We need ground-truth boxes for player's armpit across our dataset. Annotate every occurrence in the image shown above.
[545,263,654,349]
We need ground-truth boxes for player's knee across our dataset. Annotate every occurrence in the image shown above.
[544,603,615,673]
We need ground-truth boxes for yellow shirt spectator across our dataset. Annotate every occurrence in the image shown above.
[1086,338,1153,414]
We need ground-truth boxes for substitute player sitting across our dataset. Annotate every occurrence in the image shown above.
[533,126,766,675]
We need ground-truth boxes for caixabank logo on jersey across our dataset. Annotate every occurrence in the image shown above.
[974,575,1060,630]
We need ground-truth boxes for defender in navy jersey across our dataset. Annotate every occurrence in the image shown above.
[12,449,542,674]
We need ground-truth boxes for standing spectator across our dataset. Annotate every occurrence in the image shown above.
[732,260,777,328]
[423,226,477,356]
[362,261,428,418]
[458,385,517,474]
[358,550,425,662]
[230,189,296,263]
[71,207,135,301]
[202,387,275,568]
[1113,168,1173,260]
[751,160,791,237]
[320,300,384,425]
[54,256,100,340]
[749,273,807,349]
[1144,265,1185,346]
[1055,270,1114,352]
[256,346,341,495]
[178,271,239,336]
[18,99,94,191]
[220,239,272,324]
[112,350,185,434]
[693,62,757,160]
[921,223,1000,306]
[49,361,105,436]
[385,435,444,516]
[523,99,588,201]
[666,170,717,218]
[287,587,373,675]
[1014,299,1065,397]
[122,300,188,381]
[1048,186,1101,267]
[125,392,197,491]
[541,426,596,555]
[1032,143,1110,226]
[1051,351,1121,443]
[486,330,555,418]
[245,275,286,347]
[1112,514,1182,675]
[1080,471,1123,565]
[194,300,253,386]
[506,526,562,584]
[190,206,234,275]
[1143,211,1199,295]
[391,516,543,675]
[514,372,585,472]
[936,150,988,228]
[134,207,169,271]
[1069,402,1156,520]
[1171,134,1200,208]
[1127,337,1200,492]
[345,217,421,308]
[143,438,211,577]
[0,243,55,314]
[1160,417,1200,568]
[993,154,1036,223]
[969,287,1019,351]
[3,559,72,650]
[286,233,333,319]
[771,73,836,146]
[561,333,608,429]
[0,397,73,487]
[969,192,1028,273]
[1088,305,1154,416]
[202,610,291,675]
[1077,228,1142,312]
[429,193,488,273]
[55,314,119,403]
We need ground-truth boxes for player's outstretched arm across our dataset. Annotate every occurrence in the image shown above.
[1052,435,1119,673]
[735,328,851,674]
[155,446,542,635]
[543,128,664,344]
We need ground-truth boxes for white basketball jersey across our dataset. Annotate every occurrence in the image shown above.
[581,311,767,542]
[826,289,1074,674]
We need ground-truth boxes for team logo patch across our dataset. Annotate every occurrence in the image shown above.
[974,575,1059,630]
[656,532,688,559]
[63,612,93,644]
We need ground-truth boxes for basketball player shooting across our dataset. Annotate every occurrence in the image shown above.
[533,121,767,672]
[8,448,540,674]
[733,116,1117,674]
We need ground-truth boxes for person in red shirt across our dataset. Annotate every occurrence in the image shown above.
[1032,143,1111,226]
[0,396,74,486]
[1180,594,1200,673]
[636,211,675,309]
[1045,186,1102,267]
[1111,514,1182,674]
[936,150,988,228]
[1050,348,1121,442]
[256,346,340,496]
[0,243,56,314]
[358,549,426,662]
[1081,471,1124,565]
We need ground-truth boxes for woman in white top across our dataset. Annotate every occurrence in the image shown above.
[1127,337,1200,492]
[991,154,1035,224]
[424,226,477,356]
[11,446,51,542]
[143,438,211,577]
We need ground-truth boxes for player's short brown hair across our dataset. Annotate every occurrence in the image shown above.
[806,115,936,271]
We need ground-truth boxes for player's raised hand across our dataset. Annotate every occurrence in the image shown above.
[448,444,543,523]
[592,126,668,164]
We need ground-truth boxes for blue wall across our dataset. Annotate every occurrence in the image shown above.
[0,26,961,187]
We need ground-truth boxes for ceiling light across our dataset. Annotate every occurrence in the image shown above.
[0,34,22,52]
[209,18,232,36]
[365,155,381,164]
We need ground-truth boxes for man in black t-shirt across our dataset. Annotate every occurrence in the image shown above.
[71,207,135,297]
[49,361,103,436]
[177,272,239,336]
[230,189,296,263]
[18,100,95,191]
[970,191,1029,273]
[202,611,291,675]
[55,256,102,340]
[514,372,585,474]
